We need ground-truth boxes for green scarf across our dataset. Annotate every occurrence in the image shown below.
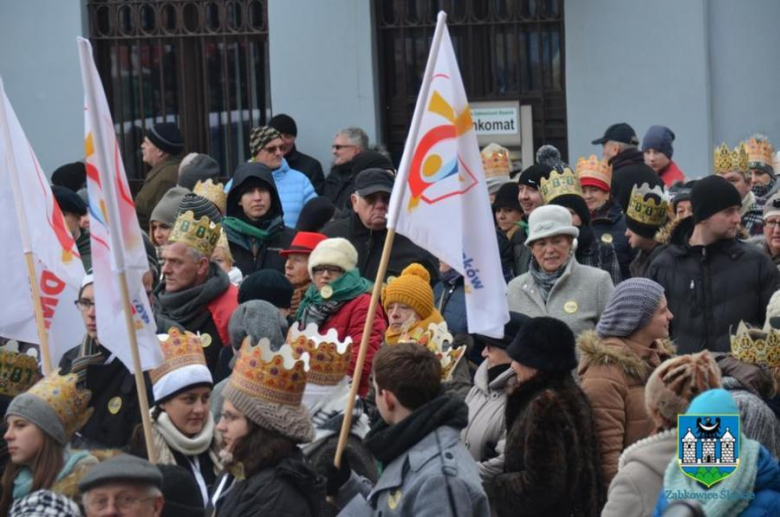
[296,269,371,321]
[222,215,282,242]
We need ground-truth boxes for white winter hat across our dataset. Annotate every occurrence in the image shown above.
[524,204,579,246]
[308,238,358,276]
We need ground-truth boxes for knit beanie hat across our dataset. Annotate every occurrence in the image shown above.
[685,388,739,416]
[177,153,221,190]
[308,238,358,276]
[492,182,522,213]
[476,311,531,350]
[645,352,722,430]
[238,270,294,308]
[536,145,566,173]
[158,464,205,515]
[691,175,742,223]
[51,162,87,193]
[296,196,338,232]
[548,194,591,227]
[596,278,665,338]
[249,126,282,156]
[382,264,434,320]
[150,186,189,227]
[52,186,87,216]
[506,316,577,373]
[228,300,288,352]
[642,125,675,159]
[147,123,184,156]
[517,163,547,189]
[176,193,223,223]
[268,114,297,137]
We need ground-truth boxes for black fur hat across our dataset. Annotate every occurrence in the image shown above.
[506,316,577,373]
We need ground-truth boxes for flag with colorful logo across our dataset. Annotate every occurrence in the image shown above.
[0,79,86,367]
[77,37,163,371]
[387,12,508,338]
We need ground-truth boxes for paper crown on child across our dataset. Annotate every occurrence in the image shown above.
[288,323,352,387]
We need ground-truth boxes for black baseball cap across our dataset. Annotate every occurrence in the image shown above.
[591,123,639,146]
[354,168,395,196]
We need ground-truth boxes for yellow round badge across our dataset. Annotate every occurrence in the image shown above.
[601,233,614,244]
[564,301,579,314]
[200,333,212,348]
[321,285,334,299]
[108,396,122,415]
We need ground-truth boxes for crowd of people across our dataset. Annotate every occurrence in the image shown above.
[2,115,780,516]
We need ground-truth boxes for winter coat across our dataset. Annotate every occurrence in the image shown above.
[462,361,514,482]
[286,146,325,194]
[658,160,686,187]
[323,161,357,211]
[609,149,664,211]
[577,332,673,488]
[601,429,676,517]
[645,217,780,354]
[273,158,317,228]
[488,374,605,517]
[337,426,490,516]
[433,274,468,336]
[576,225,624,286]
[215,452,325,517]
[135,155,182,230]
[322,212,438,284]
[510,221,533,277]
[507,258,614,338]
[225,164,296,276]
[629,243,666,278]
[319,294,386,398]
[591,201,633,281]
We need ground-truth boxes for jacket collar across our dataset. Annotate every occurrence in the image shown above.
[577,331,674,380]
[473,360,514,393]
[666,217,745,261]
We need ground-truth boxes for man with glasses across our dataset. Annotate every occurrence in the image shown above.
[753,192,780,270]
[269,113,325,194]
[249,125,316,228]
[79,454,164,517]
[323,126,370,209]
[322,168,438,284]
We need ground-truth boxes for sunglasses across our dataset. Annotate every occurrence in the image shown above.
[262,145,285,154]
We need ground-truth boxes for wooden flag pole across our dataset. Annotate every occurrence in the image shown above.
[23,253,53,375]
[118,270,157,463]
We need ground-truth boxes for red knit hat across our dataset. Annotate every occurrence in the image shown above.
[279,232,327,257]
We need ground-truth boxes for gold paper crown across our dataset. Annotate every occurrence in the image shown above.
[27,371,93,439]
[744,136,775,170]
[397,321,465,381]
[730,321,780,368]
[230,337,309,406]
[150,328,208,385]
[0,349,40,399]
[288,323,353,386]
[193,179,228,215]
[576,155,612,187]
[539,167,583,204]
[169,210,222,258]
[626,183,669,226]
[714,142,750,175]
[480,143,511,178]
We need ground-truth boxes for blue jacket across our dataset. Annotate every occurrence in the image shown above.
[433,274,468,336]
[273,158,317,228]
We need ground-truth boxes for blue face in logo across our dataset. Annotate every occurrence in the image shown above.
[677,414,740,488]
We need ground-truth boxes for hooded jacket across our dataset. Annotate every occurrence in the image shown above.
[645,217,780,353]
[224,163,296,275]
[577,332,674,488]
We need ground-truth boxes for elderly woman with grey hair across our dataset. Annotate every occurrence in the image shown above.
[507,204,614,338]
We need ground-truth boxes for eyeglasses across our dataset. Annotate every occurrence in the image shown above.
[262,145,284,154]
[332,144,356,151]
[312,265,345,276]
[766,220,780,229]
[86,494,156,511]
[74,298,95,311]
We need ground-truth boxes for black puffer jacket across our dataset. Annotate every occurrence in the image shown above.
[322,212,438,284]
[225,163,296,275]
[645,217,780,354]
[609,149,663,211]
[591,201,633,280]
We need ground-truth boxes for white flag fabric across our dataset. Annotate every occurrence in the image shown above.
[387,14,508,338]
[77,37,163,371]
[0,79,86,367]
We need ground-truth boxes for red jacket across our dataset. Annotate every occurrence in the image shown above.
[207,283,239,347]
[659,160,686,187]
[320,294,387,397]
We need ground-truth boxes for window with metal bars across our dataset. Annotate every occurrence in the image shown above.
[376,0,567,165]
[87,0,271,192]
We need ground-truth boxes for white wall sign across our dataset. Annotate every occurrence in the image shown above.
[470,101,522,147]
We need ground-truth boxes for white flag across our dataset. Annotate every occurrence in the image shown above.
[77,37,163,371]
[0,79,86,367]
[387,13,508,338]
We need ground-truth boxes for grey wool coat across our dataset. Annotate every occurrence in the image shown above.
[601,429,676,517]
[337,426,491,516]
[462,361,514,483]
[506,258,614,338]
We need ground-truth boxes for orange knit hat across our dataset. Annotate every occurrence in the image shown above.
[382,264,434,319]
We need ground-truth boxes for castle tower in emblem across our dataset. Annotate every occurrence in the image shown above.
[682,428,697,463]
[721,428,735,463]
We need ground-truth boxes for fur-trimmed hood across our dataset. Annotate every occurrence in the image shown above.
[577,331,674,381]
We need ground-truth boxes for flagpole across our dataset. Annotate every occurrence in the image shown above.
[78,40,157,463]
[331,11,449,481]
[0,80,53,375]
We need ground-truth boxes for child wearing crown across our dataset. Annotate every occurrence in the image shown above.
[1,372,96,514]
[127,329,221,509]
